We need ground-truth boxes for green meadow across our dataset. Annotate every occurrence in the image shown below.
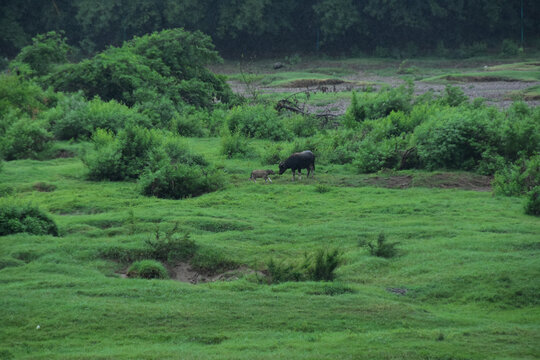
[1,137,539,359]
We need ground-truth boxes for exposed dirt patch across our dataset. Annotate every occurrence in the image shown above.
[386,287,408,296]
[364,175,412,189]
[33,182,56,192]
[414,173,493,191]
[117,263,261,284]
[283,78,346,88]
[54,149,76,158]
[363,172,492,191]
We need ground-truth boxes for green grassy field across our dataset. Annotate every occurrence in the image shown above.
[1,138,539,359]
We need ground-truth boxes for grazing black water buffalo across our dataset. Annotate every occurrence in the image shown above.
[279,150,315,181]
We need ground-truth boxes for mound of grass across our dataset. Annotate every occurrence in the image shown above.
[0,201,58,236]
[127,260,169,279]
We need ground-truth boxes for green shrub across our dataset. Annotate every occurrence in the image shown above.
[440,85,468,107]
[365,232,399,258]
[171,110,208,137]
[84,127,160,181]
[259,143,285,165]
[50,29,232,110]
[284,114,318,137]
[413,106,499,170]
[1,117,53,160]
[344,85,413,127]
[525,187,540,216]
[493,156,540,196]
[127,260,169,279]
[353,137,403,173]
[50,94,149,140]
[10,31,70,77]
[501,39,519,56]
[226,104,291,141]
[0,201,59,236]
[500,103,540,161]
[220,131,252,158]
[139,163,224,199]
[0,74,49,119]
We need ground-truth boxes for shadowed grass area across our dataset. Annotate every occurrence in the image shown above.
[0,135,539,358]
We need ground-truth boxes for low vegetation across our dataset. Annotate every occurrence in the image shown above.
[0,27,538,359]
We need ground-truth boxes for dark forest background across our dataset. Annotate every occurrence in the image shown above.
[1,0,539,60]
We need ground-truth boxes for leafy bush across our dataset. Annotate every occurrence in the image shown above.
[226,104,291,140]
[139,163,223,200]
[413,106,499,170]
[440,85,468,107]
[49,93,149,140]
[353,137,403,173]
[493,156,539,196]
[220,131,252,158]
[284,114,318,137]
[259,143,285,165]
[50,28,233,110]
[84,127,221,199]
[1,117,53,160]
[84,127,158,181]
[365,233,399,258]
[525,187,540,216]
[0,74,51,119]
[501,39,519,56]
[500,102,540,161]
[0,202,59,236]
[127,260,169,279]
[344,85,413,127]
[171,109,208,137]
[10,31,70,77]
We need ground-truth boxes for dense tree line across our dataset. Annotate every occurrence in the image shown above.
[1,0,539,59]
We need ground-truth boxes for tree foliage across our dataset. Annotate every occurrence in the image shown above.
[1,0,538,58]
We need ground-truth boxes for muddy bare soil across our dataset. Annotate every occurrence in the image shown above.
[118,263,262,284]
[364,172,493,191]
[221,60,539,115]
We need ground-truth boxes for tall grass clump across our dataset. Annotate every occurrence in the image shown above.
[364,233,399,258]
[266,249,341,284]
[127,260,169,279]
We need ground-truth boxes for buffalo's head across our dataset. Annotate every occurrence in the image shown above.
[278,162,286,175]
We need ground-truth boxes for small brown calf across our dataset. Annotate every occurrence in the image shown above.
[250,169,275,183]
